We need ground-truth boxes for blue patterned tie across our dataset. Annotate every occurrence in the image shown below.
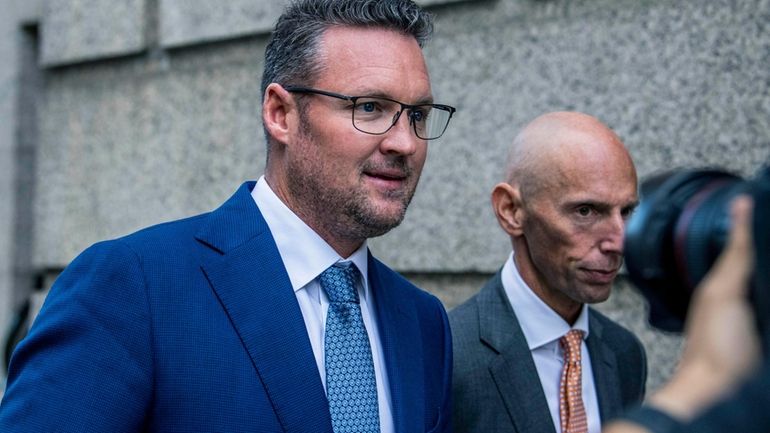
[320,262,380,433]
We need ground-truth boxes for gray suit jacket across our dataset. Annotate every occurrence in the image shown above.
[450,272,647,433]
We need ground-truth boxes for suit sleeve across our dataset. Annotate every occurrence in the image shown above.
[436,295,453,433]
[0,240,154,432]
[620,362,770,433]
[671,363,770,433]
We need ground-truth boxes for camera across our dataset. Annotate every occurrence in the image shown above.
[624,166,770,349]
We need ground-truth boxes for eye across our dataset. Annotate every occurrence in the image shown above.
[354,99,387,117]
[576,205,593,217]
[411,109,426,122]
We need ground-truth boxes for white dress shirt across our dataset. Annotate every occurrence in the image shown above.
[251,176,394,433]
[501,252,601,433]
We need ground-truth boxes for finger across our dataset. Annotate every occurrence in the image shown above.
[726,195,753,257]
[713,195,754,294]
[697,195,754,300]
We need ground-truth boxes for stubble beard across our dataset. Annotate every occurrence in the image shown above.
[287,126,417,244]
[287,161,415,241]
[345,168,416,239]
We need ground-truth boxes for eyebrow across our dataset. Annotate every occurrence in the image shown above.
[351,88,434,105]
[625,200,640,211]
[563,199,640,213]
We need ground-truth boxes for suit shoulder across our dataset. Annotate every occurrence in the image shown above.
[448,272,504,328]
[448,292,480,327]
[589,308,646,361]
[61,213,211,279]
[590,309,640,341]
[118,212,209,246]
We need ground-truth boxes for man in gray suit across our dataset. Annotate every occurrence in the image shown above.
[451,111,647,433]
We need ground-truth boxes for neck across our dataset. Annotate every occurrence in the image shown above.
[264,172,364,258]
[512,248,583,325]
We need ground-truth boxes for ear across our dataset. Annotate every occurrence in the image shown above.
[262,83,298,147]
[491,182,525,237]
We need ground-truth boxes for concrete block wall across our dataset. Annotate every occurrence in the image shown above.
[2,0,768,396]
[1,0,44,385]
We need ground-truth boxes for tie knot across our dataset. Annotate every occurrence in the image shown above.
[320,262,360,304]
[560,329,584,362]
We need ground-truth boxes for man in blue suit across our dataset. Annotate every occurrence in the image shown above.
[0,1,456,432]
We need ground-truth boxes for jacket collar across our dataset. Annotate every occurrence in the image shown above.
[196,182,334,433]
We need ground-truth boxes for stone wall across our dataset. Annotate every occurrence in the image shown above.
[2,0,769,395]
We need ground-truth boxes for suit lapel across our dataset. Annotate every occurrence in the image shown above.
[479,274,557,433]
[368,255,424,433]
[586,310,622,422]
[196,182,333,433]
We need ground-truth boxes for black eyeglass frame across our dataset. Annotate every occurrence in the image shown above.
[283,85,456,140]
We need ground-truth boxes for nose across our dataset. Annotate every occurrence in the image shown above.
[599,212,626,255]
[379,110,422,156]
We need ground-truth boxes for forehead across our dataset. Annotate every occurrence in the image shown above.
[539,142,638,207]
[314,26,432,101]
[552,169,638,208]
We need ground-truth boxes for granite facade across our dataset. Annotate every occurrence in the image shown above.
[159,0,283,47]
[374,0,770,271]
[41,0,147,66]
[158,0,487,48]
[33,41,267,267]
[0,3,19,352]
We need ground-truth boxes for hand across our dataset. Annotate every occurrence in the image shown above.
[651,196,760,419]
[604,196,760,432]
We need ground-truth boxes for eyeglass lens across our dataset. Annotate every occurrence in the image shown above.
[352,97,451,139]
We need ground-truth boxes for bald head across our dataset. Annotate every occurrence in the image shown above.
[505,111,636,199]
[492,111,639,323]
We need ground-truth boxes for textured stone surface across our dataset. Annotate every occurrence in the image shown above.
[417,0,487,6]
[0,3,19,360]
[158,0,488,48]
[402,271,490,309]
[370,0,770,271]
[33,40,266,266]
[41,0,146,66]
[159,0,285,47]
[1,0,45,390]
[22,0,770,271]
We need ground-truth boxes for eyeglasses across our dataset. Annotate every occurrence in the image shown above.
[284,86,456,140]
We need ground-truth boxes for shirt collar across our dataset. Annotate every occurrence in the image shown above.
[251,176,370,297]
[501,251,590,350]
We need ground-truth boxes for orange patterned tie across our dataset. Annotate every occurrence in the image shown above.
[559,329,587,433]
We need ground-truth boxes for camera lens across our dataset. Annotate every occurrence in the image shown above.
[624,169,744,332]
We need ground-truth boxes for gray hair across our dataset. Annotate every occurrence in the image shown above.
[262,0,434,97]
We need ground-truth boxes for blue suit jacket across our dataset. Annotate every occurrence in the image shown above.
[0,182,452,432]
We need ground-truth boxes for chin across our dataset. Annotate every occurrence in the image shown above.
[572,283,613,304]
[371,211,406,232]
[584,289,612,304]
[348,208,406,238]
[369,198,411,221]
